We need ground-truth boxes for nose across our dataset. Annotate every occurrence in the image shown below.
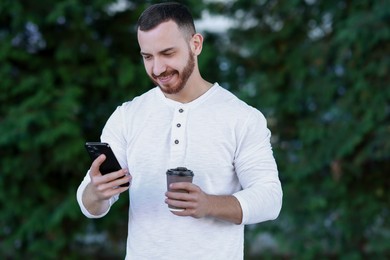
[152,57,166,77]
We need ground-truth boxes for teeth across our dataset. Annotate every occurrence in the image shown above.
[159,74,173,82]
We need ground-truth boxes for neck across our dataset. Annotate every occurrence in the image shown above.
[166,74,213,103]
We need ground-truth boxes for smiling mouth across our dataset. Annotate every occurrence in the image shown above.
[156,73,175,84]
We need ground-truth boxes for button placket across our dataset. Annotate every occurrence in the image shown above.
[171,107,187,148]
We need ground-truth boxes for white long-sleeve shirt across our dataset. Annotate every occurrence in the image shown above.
[77,83,282,259]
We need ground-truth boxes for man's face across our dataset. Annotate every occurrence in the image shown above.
[138,21,195,95]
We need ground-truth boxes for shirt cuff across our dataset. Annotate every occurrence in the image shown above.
[232,193,247,225]
[76,170,119,218]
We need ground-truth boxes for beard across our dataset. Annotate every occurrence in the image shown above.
[150,50,195,95]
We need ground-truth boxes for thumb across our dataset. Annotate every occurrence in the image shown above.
[90,154,106,176]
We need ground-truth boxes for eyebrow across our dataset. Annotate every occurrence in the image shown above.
[140,47,176,56]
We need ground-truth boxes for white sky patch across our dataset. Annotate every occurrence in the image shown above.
[195,10,235,33]
[106,0,133,15]
[106,0,235,33]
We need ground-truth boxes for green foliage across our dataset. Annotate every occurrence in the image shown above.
[1,0,389,259]
[0,0,157,258]
[205,0,390,258]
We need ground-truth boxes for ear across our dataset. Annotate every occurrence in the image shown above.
[190,33,203,55]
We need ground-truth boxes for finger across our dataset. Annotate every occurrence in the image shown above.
[99,169,131,187]
[111,170,132,187]
[112,185,130,195]
[169,182,197,191]
[165,197,186,209]
[90,154,106,176]
[95,172,130,191]
[166,191,193,204]
[98,183,130,200]
[166,199,194,215]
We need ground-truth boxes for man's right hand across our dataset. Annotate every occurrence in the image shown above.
[82,154,131,216]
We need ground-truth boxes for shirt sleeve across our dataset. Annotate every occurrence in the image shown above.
[232,108,283,225]
[101,105,129,169]
[76,105,127,218]
[76,170,119,218]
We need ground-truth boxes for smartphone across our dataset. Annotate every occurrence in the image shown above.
[85,142,129,187]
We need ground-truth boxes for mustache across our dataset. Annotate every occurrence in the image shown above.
[152,70,176,79]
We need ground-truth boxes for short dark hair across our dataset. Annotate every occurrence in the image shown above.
[137,2,196,37]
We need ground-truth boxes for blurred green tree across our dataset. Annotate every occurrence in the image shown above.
[1,0,389,259]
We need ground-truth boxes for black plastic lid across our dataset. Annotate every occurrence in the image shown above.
[166,167,194,176]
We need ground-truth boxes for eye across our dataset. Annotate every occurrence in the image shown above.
[143,55,152,61]
[142,55,153,62]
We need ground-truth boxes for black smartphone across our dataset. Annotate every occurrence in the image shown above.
[85,142,129,187]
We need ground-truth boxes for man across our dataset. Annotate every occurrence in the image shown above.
[77,2,282,259]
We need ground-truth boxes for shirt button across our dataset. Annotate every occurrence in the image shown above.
[177,123,181,128]
[179,108,184,113]
[174,140,179,144]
